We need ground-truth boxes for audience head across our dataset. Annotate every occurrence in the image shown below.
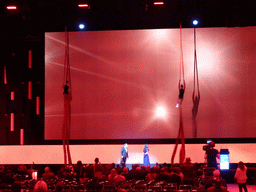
[44,167,50,173]
[141,165,146,170]
[34,180,48,192]
[76,160,83,170]
[150,167,155,174]
[55,181,64,192]
[213,169,220,177]
[160,167,165,173]
[185,157,191,163]
[209,141,215,148]
[110,168,117,174]
[77,160,82,166]
[94,158,99,164]
[238,161,245,170]
[123,167,129,173]
[136,167,141,171]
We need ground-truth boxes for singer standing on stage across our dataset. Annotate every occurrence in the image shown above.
[120,143,128,167]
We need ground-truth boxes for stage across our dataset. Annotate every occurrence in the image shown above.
[1,143,256,165]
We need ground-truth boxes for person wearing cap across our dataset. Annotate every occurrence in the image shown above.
[204,141,220,169]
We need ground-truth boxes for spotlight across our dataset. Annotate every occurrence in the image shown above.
[78,23,85,30]
[7,6,17,10]
[78,4,89,8]
[154,2,164,5]
[192,20,199,26]
[156,106,166,118]
[78,4,90,9]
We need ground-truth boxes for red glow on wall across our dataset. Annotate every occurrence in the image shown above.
[36,96,40,115]
[7,6,17,10]
[10,113,14,132]
[28,50,32,68]
[20,129,24,145]
[4,66,7,84]
[10,91,15,100]
[28,81,32,99]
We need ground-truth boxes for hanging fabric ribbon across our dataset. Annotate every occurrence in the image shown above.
[62,26,72,167]
[171,22,186,167]
[192,27,200,138]
[171,106,185,166]
[179,23,185,86]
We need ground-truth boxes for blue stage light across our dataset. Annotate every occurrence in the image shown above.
[79,23,85,30]
[192,20,199,26]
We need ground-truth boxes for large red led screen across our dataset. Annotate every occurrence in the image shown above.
[45,27,256,140]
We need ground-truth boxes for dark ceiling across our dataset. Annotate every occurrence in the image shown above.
[0,0,255,37]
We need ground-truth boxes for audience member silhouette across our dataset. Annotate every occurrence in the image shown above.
[168,167,182,188]
[93,157,104,180]
[86,177,103,191]
[146,167,157,181]
[17,164,27,175]
[108,168,118,183]
[57,165,73,180]
[55,181,64,192]
[156,167,169,181]
[204,169,227,191]
[0,164,5,180]
[34,180,48,192]
[26,165,35,179]
[104,164,114,179]
[114,170,126,185]
[74,160,86,182]
[182,157,197,185]
[121,167,129,180]
[42,166,55,180]
[85,164,94,179]
[207,179,227,192]
[234,161,248,192]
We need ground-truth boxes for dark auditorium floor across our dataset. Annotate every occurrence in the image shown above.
[227,184,256,192]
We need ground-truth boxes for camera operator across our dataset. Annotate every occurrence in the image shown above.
[204,141,220,169]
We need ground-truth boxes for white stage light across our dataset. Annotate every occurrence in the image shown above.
[7,6,17,10]
[193,20,199,26]
[156,106,166,117]
[79,24,85,30]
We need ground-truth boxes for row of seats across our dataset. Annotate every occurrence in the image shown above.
[0,181,197,192]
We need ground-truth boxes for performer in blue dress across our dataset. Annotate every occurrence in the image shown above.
[143,144,150,167]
